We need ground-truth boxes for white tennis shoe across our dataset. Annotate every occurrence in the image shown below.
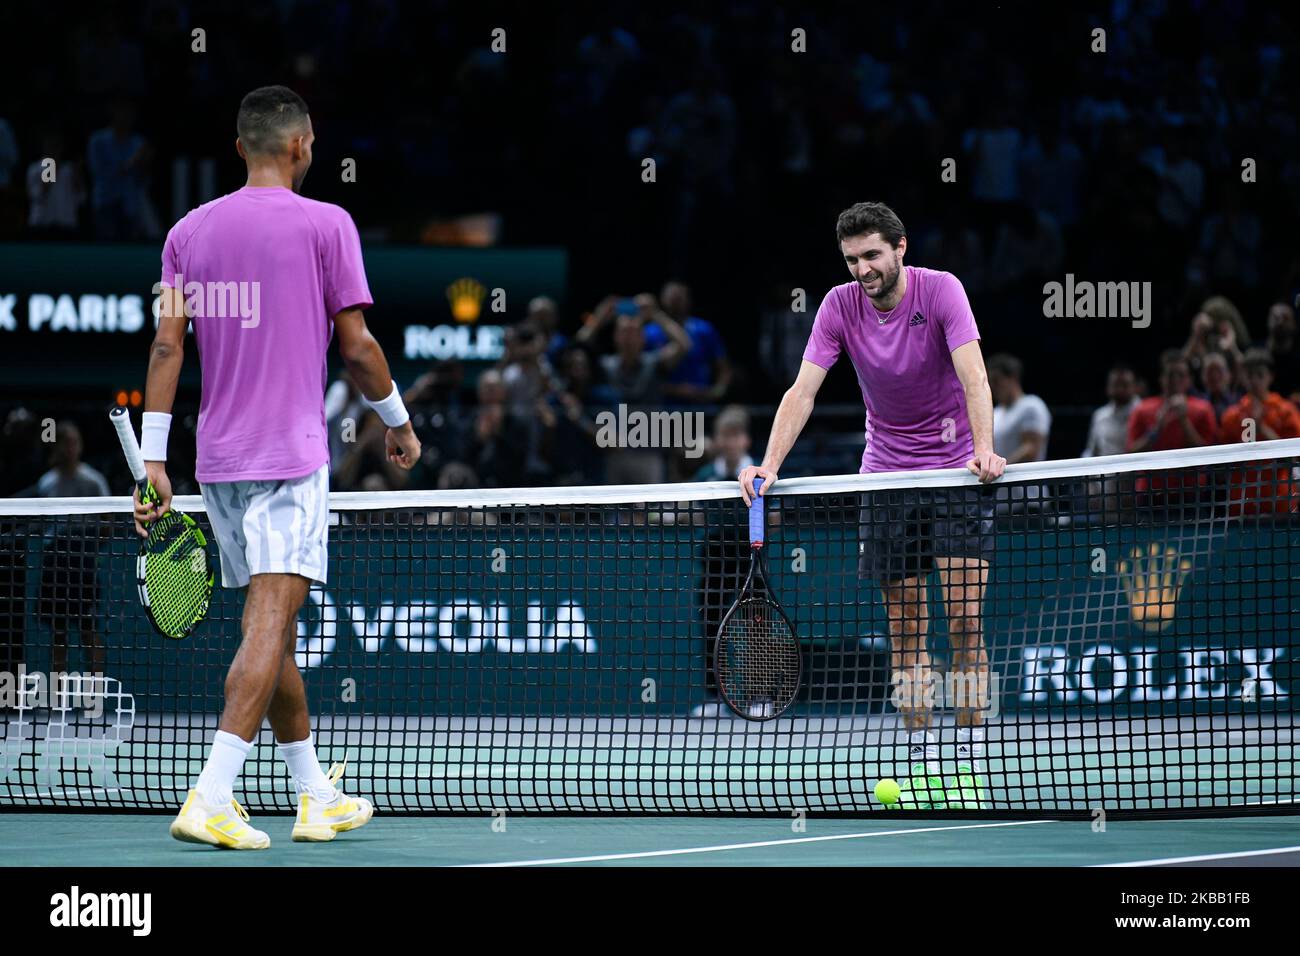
[170,790,271,850]
[291,760,375,842]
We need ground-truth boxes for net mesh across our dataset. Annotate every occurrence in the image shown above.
[1,439,1297,817]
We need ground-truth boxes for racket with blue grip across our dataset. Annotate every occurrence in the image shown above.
[714,478,802,720]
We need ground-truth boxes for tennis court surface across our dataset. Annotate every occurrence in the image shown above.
[2,439,1298,865]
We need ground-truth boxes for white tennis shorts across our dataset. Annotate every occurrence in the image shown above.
[199,463,330,588]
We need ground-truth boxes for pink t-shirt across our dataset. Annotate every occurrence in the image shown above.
[803,266,980,473]
[160,186,372,482]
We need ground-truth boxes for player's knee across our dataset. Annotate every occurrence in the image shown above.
[947,611,982,645]
[887,614,927,643]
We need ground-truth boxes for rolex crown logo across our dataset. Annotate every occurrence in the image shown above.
[446,277,487,323]
[1119,542,1194,633]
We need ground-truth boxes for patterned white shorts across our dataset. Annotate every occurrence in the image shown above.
[199,463,330,588]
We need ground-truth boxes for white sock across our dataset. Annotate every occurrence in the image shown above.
[908,730,940,775]
[956,727,985,765]
[195,730,253,807]
[277,734,336,801]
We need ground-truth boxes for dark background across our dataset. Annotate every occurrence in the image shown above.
[3,0,1300,492]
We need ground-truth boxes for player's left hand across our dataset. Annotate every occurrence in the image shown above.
[386,422,422,470]
[967,449,1006,483]
[133,462,172,536]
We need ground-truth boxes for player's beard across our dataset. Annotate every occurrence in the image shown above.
[861,259,901,301]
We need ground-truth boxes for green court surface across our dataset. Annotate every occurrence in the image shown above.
[3,813,1298,867]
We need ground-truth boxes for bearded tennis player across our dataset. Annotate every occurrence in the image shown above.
[135,86,420,848]
[739,202,1004,810]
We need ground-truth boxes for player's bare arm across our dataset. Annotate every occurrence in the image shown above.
[133,285,189,535]
[738,359,828,504]
[951,340,1005,483]
[334,307,421,470]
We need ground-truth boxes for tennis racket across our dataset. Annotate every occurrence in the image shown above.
[714,478,802,720]
[110,406,213,640]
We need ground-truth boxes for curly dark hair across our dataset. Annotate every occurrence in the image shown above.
[835,202,906,247]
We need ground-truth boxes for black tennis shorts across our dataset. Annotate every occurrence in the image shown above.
[858,486,995,582]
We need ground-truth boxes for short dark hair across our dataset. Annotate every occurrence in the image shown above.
[237,85,310,156]
[1159,348,1188,373]
[1201,349,1230,370]
[1243,347,1275,372]
[986,353,1022,382]
[835,202,906,247]
[1108,362,1135,377]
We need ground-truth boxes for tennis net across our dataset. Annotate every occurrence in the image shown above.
[1,438,1297,817]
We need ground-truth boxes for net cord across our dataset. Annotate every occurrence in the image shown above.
[3,437,1299,515]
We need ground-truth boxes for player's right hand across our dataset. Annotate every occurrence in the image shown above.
[133,462,172,537]
[738,464,778,505]
[386,422,422,470]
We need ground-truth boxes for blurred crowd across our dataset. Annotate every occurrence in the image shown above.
[4,4,1300,346]
[4,287,1299,499]
[987,295,1300,469]
[4,1,1300,498]
[326,281,742,491]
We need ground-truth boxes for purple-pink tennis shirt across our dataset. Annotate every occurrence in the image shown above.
[803,266,981,473]
[160,186,372,483]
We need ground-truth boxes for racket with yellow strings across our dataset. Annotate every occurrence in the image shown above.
[110,406,213,639]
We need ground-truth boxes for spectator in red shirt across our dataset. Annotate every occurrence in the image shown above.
[1128,350,1218,503]
[1128,350,1218,453]
[1218,348,1300,516]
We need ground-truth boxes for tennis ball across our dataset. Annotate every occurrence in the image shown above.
[874,778,901,805]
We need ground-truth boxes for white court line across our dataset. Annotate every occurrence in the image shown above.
[464,820,1052,867]
[1099,845,1300,867]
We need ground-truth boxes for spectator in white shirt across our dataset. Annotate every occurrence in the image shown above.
[989,353,1051,463]
[1083,364,1139,458]
[35,422,110,497]
[989,353,1051,514]
[27,128,86,235]
[1082,364,1140,518]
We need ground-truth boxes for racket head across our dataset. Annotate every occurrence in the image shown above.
[136,509,213,640]
[714,593,802,721]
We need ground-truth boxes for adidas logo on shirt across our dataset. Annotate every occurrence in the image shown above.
[909,312,927,327]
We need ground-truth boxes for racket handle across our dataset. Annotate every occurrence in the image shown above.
[110,405,148,484]
[749,477,765,546]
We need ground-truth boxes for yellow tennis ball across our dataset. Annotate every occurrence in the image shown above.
[874,778,901,805]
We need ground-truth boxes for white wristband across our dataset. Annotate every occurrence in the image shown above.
[365,381,409,428]
[141,411,172,462]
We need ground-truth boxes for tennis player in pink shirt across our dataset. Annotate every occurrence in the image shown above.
[740,202,1005,810]
[134,86,421,848]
